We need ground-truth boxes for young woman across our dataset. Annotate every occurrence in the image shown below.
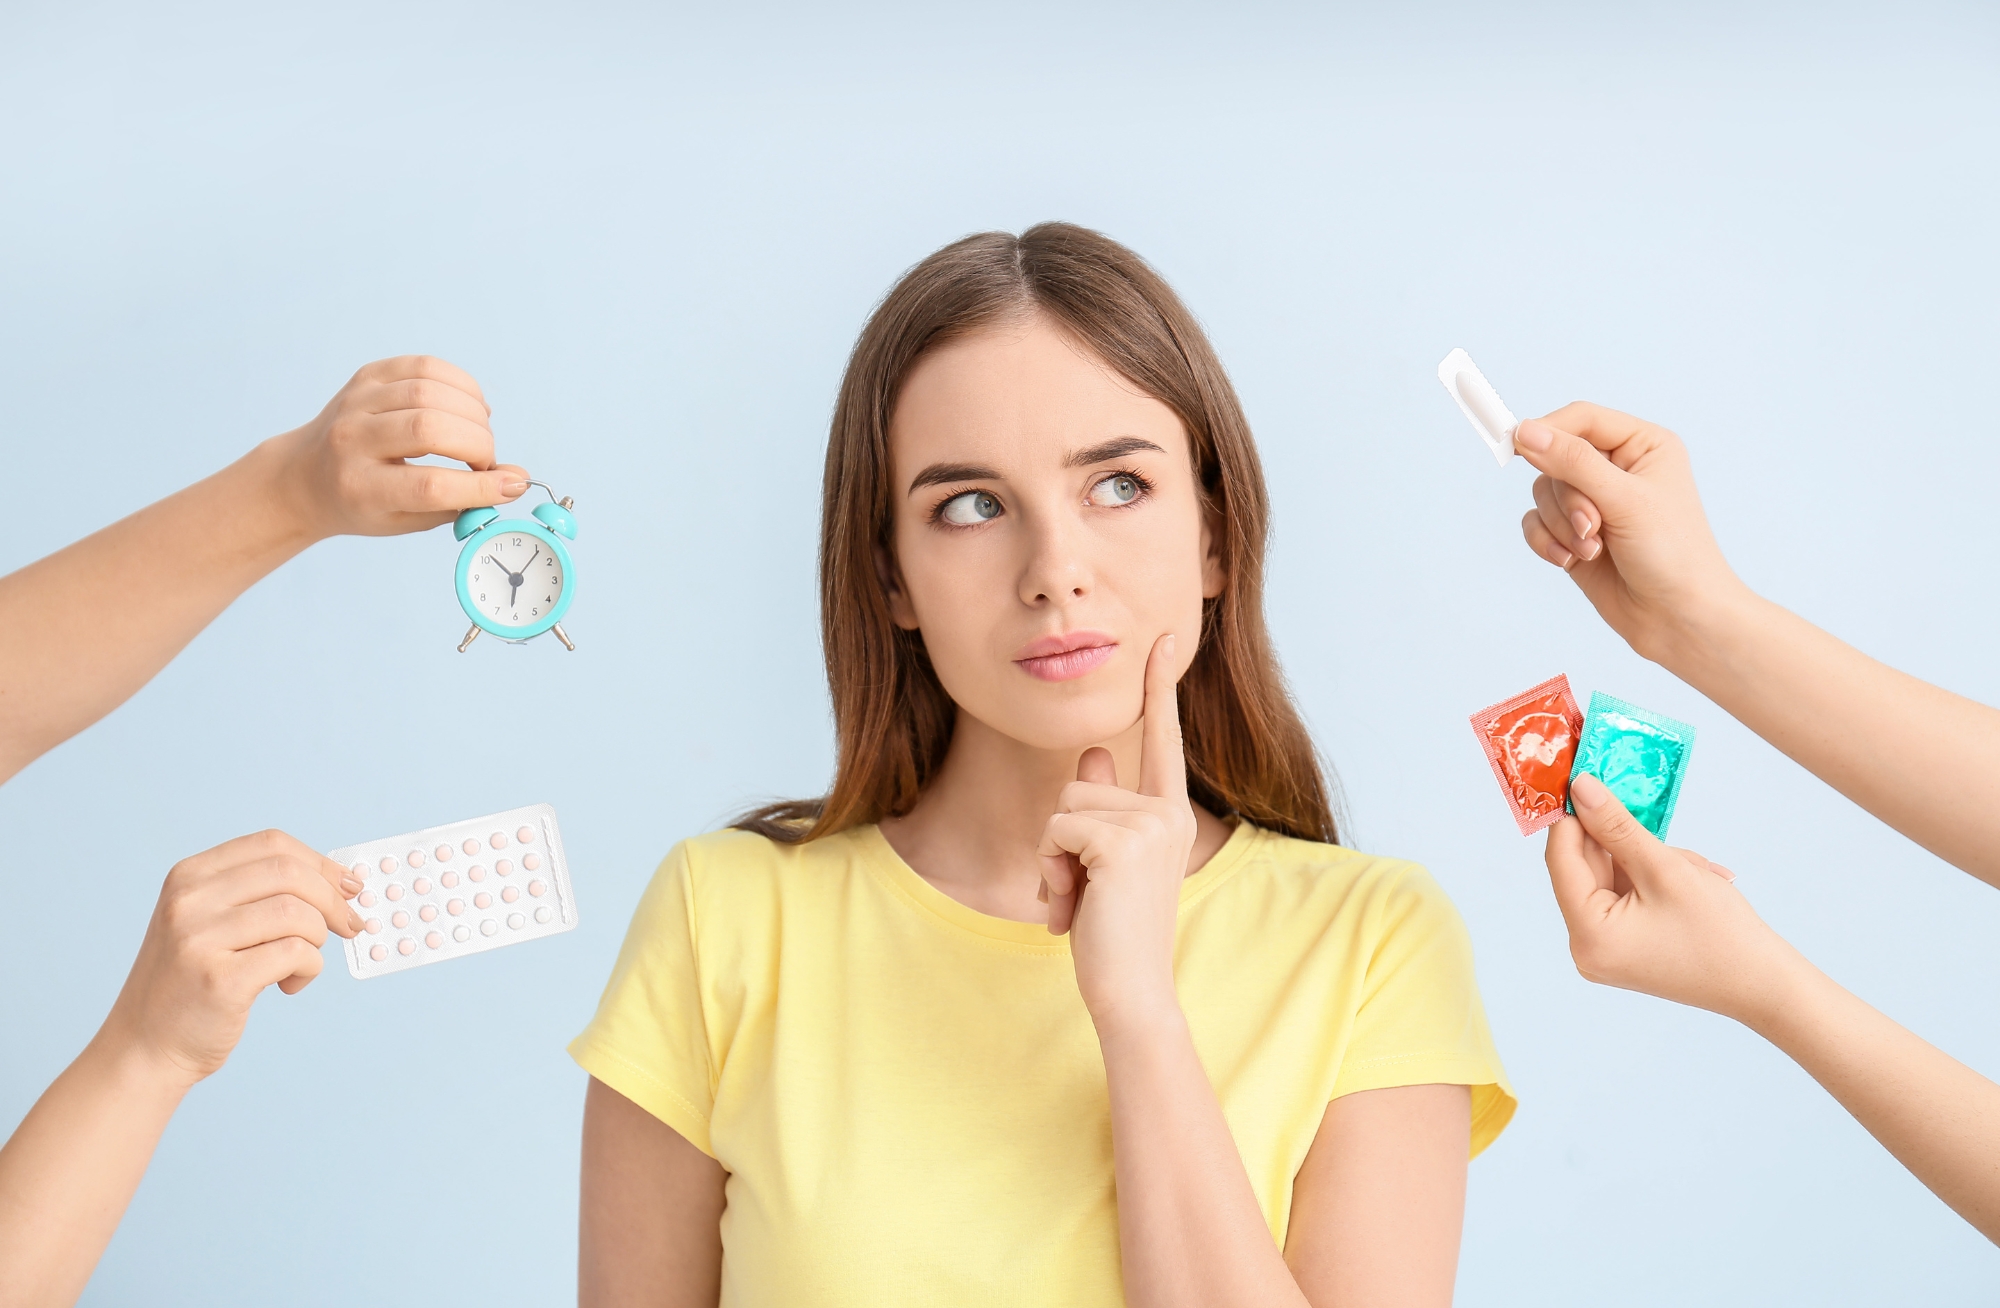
[572,224,1515,1307]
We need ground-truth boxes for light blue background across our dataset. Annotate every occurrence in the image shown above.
[3,2,1996,1302]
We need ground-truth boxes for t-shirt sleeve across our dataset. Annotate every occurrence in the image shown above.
[1328,864,1517,1158]
[568,841,718,1157]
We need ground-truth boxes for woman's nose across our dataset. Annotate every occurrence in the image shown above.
[1018,513,1092,606]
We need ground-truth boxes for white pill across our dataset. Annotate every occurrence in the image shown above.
[534,906,552,924]
[480,919,499,936]
[507,913,525,930]
[453,925,471,942]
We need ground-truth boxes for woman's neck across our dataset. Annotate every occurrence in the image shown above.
[878,710,1232,924]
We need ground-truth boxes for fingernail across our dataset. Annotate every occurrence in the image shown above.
[1162,634,1176,657]
[1553,546,1575,569]
[341,876,363,896]
[1579,536,1602,561]
[1036,878,1049,903]
[1712,863,1737,883]
[503,478,528,495]
[1514,421,1552,453]
[1570,510,1594,540]
[347,910,363,932]
[1571,773,1609,809]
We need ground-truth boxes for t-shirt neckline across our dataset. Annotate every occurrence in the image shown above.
[856,819,1263,948]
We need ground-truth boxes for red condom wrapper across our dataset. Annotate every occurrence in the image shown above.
[1470,674,1584,836]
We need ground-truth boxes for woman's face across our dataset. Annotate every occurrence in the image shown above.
[883,314,1223,753]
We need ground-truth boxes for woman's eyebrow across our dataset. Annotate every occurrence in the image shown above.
[1065,435,1165,467]
[907,461,1001,495]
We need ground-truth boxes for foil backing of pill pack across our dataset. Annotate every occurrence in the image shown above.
[331,803,577,980]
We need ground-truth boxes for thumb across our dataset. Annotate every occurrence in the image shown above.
[1076,746,1118,787]
[1568,773,1676,891]
[1514,419,1636,520]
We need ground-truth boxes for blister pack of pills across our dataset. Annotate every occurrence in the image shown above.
[1567,692,1697,839]
[1437,347,1518,467]
[1470,674,1584,836]
[332,803,577,980]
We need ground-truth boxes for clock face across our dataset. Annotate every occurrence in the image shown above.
[466,530,565,630]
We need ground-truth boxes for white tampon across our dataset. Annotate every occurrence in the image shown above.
[1437,348,1517,467]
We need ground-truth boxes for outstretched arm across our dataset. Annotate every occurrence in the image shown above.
[0,831,363,1307]
[1548,775,2000,1241]
[0,355,526,784]
[1513,402,2000,888]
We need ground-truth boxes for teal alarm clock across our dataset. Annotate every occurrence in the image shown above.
[452,482,579,652]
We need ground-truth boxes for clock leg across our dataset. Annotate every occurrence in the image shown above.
[457,623,482,653]
[551,623,576,651]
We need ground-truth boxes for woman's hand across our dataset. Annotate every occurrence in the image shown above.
[1546,773,1797,1024]
[267,354,530,541]
[97,829,364,1087]
[1513,402,1749,662]
[1038,634,1196,1030]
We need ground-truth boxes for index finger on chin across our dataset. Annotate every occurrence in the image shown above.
[1137,635,1187,801]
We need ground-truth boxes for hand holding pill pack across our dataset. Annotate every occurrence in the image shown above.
[332,803,577,979]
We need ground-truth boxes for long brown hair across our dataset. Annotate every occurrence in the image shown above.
[737,222,1341,845]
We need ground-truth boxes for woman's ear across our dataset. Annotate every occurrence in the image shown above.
[1199,503,1227,599]
[875,543,922,629]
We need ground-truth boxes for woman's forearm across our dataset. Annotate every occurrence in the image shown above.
[0,1033,192,1308]
[0,437,315,783]
[1744,953,2000,1241]
[1656,587,2000,888]
[1096,1003,1309,1308]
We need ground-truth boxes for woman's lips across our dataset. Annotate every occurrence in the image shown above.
[1014,632,1118,683]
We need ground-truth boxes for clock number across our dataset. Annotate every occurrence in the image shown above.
[512,536,523,546]
[531,606,540,616]
[479,593,487,601]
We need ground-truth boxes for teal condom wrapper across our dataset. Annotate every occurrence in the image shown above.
[1566,692,1697,839]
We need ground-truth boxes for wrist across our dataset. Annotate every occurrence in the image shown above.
[78,1024,203,1103]
[1721,933,1825,1037]
[1088,987,1188,1051]
[236,427,337,552]
[1633,574,1764,677]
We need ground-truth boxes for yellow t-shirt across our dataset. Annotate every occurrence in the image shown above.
[570,821,1514,1306]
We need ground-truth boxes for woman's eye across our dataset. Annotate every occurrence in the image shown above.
[939,490,1003,525]
[1089,474,1142,507]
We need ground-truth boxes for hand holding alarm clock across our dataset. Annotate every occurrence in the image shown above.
[452,482,579,651]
